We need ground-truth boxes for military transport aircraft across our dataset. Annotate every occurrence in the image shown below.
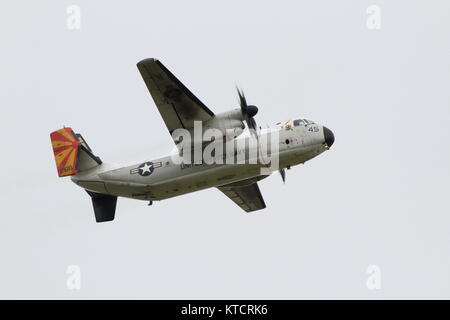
[50,58,334,222]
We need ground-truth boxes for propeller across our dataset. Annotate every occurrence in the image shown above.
[237,87,258,136]
[279,168,286,183]
[236,87,286,184]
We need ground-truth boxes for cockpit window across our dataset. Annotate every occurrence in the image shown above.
[293,119,305,126]
[293,119,316,126]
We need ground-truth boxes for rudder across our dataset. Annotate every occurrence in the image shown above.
[50,127,102,177]
[50,127,81,177]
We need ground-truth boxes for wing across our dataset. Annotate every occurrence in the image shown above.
[218,181,266,213]
[137,58,214,138]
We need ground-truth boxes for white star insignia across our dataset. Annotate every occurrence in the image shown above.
[140,163,152,174]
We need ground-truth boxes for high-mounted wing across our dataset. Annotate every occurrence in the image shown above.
[137,58,214,138]
[218,181,266,213]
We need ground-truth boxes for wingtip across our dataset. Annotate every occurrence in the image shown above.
[137,58,159,66]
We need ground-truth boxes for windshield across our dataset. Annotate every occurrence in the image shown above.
[294,119,315,126]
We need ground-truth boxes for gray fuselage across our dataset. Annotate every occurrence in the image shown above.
[71,120,331,202]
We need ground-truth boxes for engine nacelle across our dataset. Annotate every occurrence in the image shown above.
[172,109,246,146]
[203,109,245,140]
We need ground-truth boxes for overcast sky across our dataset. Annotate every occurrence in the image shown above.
[1,0,450,299]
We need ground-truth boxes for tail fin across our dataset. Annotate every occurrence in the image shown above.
[86,191,117,222]
[50,127,102,177]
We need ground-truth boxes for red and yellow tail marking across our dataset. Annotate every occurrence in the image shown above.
[50,127,81,177]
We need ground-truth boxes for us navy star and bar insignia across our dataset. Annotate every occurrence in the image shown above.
[130,161,162,176]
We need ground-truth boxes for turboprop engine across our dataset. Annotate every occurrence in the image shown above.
[174,88,260,146]
[203,109,246,140]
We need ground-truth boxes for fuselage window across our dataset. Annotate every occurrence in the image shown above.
[293,119,305,126]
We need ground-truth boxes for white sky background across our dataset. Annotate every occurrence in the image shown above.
[0,0,449,299]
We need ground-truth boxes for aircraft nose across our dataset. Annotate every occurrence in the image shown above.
[323,126,335,148]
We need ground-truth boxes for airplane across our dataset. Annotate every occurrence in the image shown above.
[50,58,335,223]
